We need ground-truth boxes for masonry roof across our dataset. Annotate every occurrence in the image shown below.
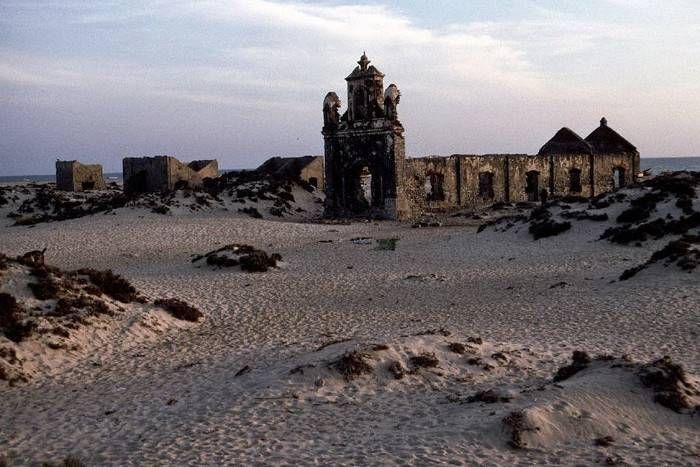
[584,118,637,154]
[538,127,593,155]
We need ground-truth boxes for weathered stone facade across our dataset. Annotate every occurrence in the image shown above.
[322,53,409,219]
[55,160,107,191]
[323,55,640,219]
[122,156,218,194]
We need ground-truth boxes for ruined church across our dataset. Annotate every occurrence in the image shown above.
[322,54,640,220]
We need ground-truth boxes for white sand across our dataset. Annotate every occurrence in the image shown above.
[0,188,698,465]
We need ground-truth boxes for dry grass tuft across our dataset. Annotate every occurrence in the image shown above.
[73,269,139,303]
[329,351,374,381]
[154,298,203,322]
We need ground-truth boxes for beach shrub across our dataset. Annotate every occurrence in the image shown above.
[239,251,279,272]
[466,389,512,404]
[74,269,139,303]
[50,295,111,318]
[447,342,467,354]
[387,360,405,380]
[239,207,262,218]
[154,298,203,322]
[638,356,695,412]
[330,351,373,381]
[0,293,35,342]
[502,410,536,449]
[553,350,591,382]
[529,218,571,240]
[410,352,439,369]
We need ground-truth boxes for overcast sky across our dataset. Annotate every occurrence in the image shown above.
[1,0,699,175]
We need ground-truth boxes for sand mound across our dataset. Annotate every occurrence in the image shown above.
[0,252,201,384]
[477,172,700,279]
[479,171,699,241]
[1,173,324,227]
[221,332,700,458]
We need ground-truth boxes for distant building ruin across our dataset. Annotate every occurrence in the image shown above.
[122,156,218,194]
[323,54,640,219]
[257,156,325,190]
[55,160,107,191]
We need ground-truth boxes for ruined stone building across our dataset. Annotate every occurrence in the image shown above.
[257,156,325,190]
[55,160,107,191]
[322,54,640,220]
[122,156,218,194]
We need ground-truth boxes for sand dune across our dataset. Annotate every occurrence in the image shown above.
[0,177,698,465]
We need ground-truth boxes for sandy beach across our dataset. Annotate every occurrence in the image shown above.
[0,179,698,466]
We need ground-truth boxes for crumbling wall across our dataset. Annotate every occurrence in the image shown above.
[550,154,593,198]
[123,156,217,194]
[258,156,325,190]
[167,158,218,190]
[404,156,459,216]
[55,160,107,191]
[506,155,551,203]
[592,152,638,195]
[123,156,170,193]
[457,155,508,208]
[298,157,325,191]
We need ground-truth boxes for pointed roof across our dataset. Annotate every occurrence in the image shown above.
[584,117,637,154]
[538,127,593,155]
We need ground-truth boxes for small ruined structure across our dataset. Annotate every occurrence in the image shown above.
[55,160,107,191]
[257,156,325,190]
[323,54,640,219]
[122,156,218,193]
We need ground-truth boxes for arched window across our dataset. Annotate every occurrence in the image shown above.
[478,172,495,199]
[569,168,582,193]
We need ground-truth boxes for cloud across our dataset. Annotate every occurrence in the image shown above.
[1,0,700,174]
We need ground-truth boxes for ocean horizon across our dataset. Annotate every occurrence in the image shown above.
[1,156,698,184]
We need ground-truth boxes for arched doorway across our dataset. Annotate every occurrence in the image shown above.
[359,166,372,206]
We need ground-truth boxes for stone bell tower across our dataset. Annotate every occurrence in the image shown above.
[322,53,408,219]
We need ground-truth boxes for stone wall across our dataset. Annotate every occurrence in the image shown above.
[506,155,552,203]
[298,157,325,191]
[457,155,509,208]
[56,160,107,191]
[404,156,459,216]
[550,153,593,198]
[123,156,218,194]
[592,152,638,195]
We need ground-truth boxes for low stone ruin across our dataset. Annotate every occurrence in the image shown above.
[55,160,107,192]
[123,156,218,193]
